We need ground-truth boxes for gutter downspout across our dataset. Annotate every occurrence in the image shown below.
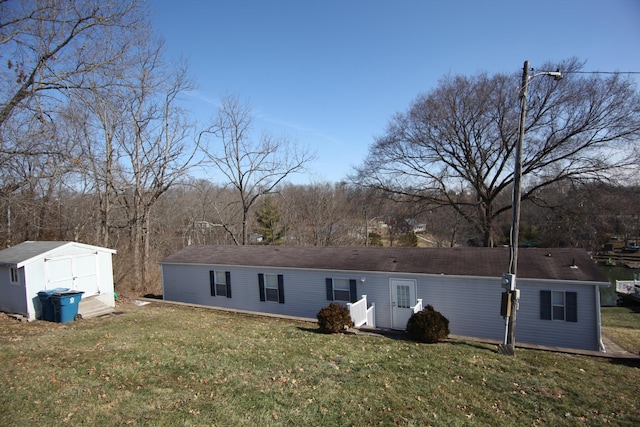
[160,264,166,301]
[595,285,605,352]
[20,265,35,321]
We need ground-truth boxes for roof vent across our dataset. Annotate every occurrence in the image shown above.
[570,258,578,269]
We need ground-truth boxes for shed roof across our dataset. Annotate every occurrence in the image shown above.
[0,241,116,267]
[160,245,608,283]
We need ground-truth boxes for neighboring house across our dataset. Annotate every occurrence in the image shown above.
[160,245,609,352]
[405,218,427,233]
[412,224,427,234]
[0,241,117,321]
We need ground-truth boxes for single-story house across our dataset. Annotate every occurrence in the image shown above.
[0,241,117,321]
[160,245,609,352]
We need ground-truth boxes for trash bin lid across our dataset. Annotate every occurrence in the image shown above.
[53,291,85,296]
[38,288,70,296]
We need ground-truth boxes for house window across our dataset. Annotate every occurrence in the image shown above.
[540,290,577,322]
[325,278,357,302]
[258,273,284,303]
[10,267,18,284]
[210,271,231,298]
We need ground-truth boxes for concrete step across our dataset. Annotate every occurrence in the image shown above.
[78,296,114,319]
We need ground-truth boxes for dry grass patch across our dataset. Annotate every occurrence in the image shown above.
[601,305,640,354]
[0,302,638,426]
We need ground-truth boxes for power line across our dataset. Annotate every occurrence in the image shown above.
[565,71,640,75]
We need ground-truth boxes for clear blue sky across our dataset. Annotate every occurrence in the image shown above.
[151,0,640,184]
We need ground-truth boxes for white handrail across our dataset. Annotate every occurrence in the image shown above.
[348,295,375,327]
[366,302,375,328]
[411,298,423,314]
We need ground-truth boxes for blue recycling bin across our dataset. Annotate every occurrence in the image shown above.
[37,288,70,321]
[51,291,84,323]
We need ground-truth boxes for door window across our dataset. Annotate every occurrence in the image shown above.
[397,285,410,308]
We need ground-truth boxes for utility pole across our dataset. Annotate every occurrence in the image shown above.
[499,60,529,356]
[499,61,562,356]
[364,208,369,247]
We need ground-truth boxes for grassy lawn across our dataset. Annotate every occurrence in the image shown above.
[1,302,639,426]
[601,305,640,354]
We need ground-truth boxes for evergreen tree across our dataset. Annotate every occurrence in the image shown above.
[368,232,383,247]
[399,232,419,247]
[256,195,284,244]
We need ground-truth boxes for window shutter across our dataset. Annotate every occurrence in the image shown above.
[210,271,216,297]
[277,274,285,304]
[349,279,358,303]
[326,278,334,300]
[566,291,577,322]
[540,290,551,320]
[225,271,232,298]
[258,273,265,301]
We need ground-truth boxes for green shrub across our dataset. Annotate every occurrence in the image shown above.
[406,305,450,343]
[317,302,354,333]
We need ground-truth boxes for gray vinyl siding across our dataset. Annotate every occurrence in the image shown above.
[162,264,364,319]
[514,280,598,351]
[0,266,26,316]
[161,263,602,351]
[417,275,506,341]
[162,266,506,340]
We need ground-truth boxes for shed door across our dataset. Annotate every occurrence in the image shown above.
[46,257,74,289]
[390,279,416,330]
[73,253,99,295]
[45,253,99,295]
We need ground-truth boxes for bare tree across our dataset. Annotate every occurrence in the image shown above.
[201,93,315,245]
[277,183,372,247]
[0,0,148,246]
[353,58,640,247]
[283,183,350,246]
[0,0,145,127]
[0,98,87,246]
[113,42,197,289]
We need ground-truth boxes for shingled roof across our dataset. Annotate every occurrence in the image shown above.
[160,245,607,283]
[0,241,71,266]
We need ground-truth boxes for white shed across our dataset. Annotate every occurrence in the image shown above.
[0,241,117,321]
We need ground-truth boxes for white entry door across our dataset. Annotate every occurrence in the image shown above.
[390,279,416,330]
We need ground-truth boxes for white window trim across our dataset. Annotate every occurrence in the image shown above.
[331,277,351,302]
[215,271,227,296]
[9,267,19,284]
[551,290,565,321]
[541,289,577,322]
[264,274,280,302]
